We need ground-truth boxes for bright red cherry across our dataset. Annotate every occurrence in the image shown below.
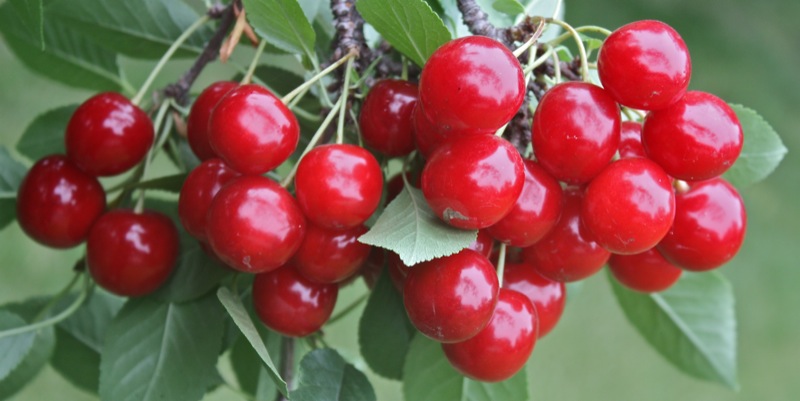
[253,263,338,337]
[187,81,237,160]
[609,248,682,292]
[292,224,370,284]
[412,103,492,159]
[582,158,675,255]
[442,288,537,382]
[87,209,179,297]
[294,144,383,229]
[488,160,563,247]
[521,188,610,282]
[65,92,154,176]
[421,134,524,229]
[16,155,106,248]
[598,20,691,110]
[642,91,743,181]
[618,121,646,159]
[359,79,418,157]
[403,249,499,343]
[657,178,746,271]
[503,262,566,338]
[468,230,495,258]
[532,82,621,185]
[208,84,299,175]
[205,176,306,273]
[178,158,240,242]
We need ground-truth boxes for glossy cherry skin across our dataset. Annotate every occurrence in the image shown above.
[87,209,179,297]
[503,262,566,338]
[421,134,524,229]
[205,176,306,273]
[178,158,241,242]
[642,91,743,181]
[294,144,383,229]
[65,92,154,176]
[442,288,537,382]
[292,224,371,284]
[582,158,676,255]
[187,81,238,160]
[412,103,492,159]
[657,178,746,271]
[609,248,682,292]
[598,20,691,110]
[253,263,338,337]
[16,155,106,248]
[419,36,525,132]
[532,82,621,185]
[618,121,646,159]
[521,188,610,282]
[403,249,499,343]
[488,160,563,247]
[359,79,418,156]
[469,230,495,258]
[208,84,299,175]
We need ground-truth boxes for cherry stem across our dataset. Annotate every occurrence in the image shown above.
[549,25,612,47]
[512,18,546,58]
[135,100,173,213]
[326,292,369,325]
[545,18,591,83]
[241,39,268,85]
[336,57,356,145]
[523,45,556,75]
[674,179,691,194]
[281,50,357,105]
[496,242,507,287]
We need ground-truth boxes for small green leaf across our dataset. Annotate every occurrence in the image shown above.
[243,0,316,57]
[0,299,56,399]
[8,0,43,49]
[723,104,787,188]
[51,329,101,393]
[492,0,526,17]
[359,187,477,266]
[357,0,451,67]
[610,271,738,389]
[153,235,232,303]
[16,105,75,161]
[230,333,280,399]
[127,173,188,194]
[0,147,27,229]
[0,311,36,381]
[290,348,376,401]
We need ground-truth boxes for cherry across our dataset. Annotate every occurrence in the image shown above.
[186,81,237,160]
[86,209,179,297]
[468,230,495,258]
[205,175,305,273]
[657,178,746,271]
[441,288,537,382]
[419,36,525,132]
[582,158,675,255]
[532,82,621,185]
[359,79,418,157]
[208,84,299,175]
[503,262,566,338]
[609,248,682,293]
[412,103,492,159]
[357,248,383,289]
[421,134,524,230]
[292,224,371,284]
[387,251,410,292]
[403,249,499,343]
[294,144,383,229]
[487,160,563,247]
[16,155,106,248]
[521,188,610,282]
[253,263,338,337]
[618,121,646,159]
[642,91,743,181]
[65,92,154,176]
[598,20,691,110]
[178,158,240,243]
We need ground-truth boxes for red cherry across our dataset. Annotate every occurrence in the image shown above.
[187,81,237,160]
[412,103,492,159]
[442,288,537,382]
[208,84,299,175]
[359,79,418,157]
[421,135,524,229]
[642,91,743,181]
[178,158,241,242]
[657,178,746,271]
[487,160,563,247]
[65,92,154,176]
[205,176,306,273]
[253,263,338,337]
[87,209,179,296]
[403,249,499,343]
[598,20,691,110]
[618,121,646,159]
[357,248,382,289]
[292,224,371,284]
[609,248,682,292]
[468,230,495,258]
[294,144,383,229]
[387,251,411,292]
[582,158,676,255]
[532,82,621,185]
[16,155,106,248]
[503,262,566,338]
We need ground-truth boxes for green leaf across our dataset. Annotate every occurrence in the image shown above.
[99,294,225,401]
[358,269,414,380]
[242,0,316,57]
[359,187,477,266]
[153,235,232,303]
[8,0,43,49]
[723,104,787,188]
[492,0,526,16]
[128,173,188,194]
[357,0,451,67]
[0,311,36,381]
[402,334,529,401]
[0,147,27,229]
[610,271,738,389]
[290,348,376,401]
[0,300,56,399]
[230,331,283,399]
[51,329,101,393]
[16,105,75,161]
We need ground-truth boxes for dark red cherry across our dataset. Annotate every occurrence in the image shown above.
[387,251,411,292]
[503,262,566,338]
[357,248,382,289]
[609,248,682,292]
[412,103,492,159]
[359,79,418,157]
[618,121,646,159]
[178,158,241,242]
[187,81,237,160]
[292,224,370,284]
[468,230,495,258]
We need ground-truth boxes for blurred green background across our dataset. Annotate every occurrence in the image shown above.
[1,0,797,400]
